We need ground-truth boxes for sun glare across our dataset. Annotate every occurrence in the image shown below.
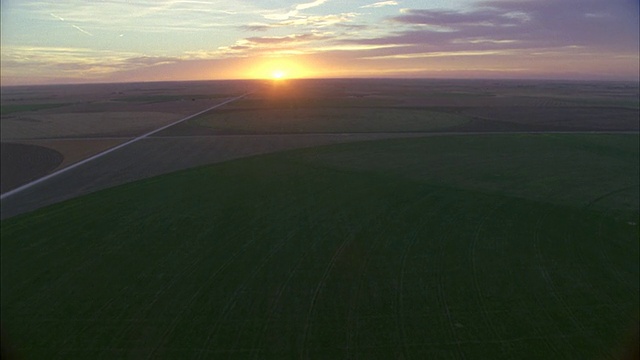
[242,58,316,80]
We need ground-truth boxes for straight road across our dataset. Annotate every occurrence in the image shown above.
[0,94,249,201]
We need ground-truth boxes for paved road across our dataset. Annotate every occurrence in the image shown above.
[0,94,249,201]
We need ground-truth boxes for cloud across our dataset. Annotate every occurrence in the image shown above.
[245,33,330,45]
[262,0,329,20]
[295,0,328,11]
[0,46,180,79]
[3,0,638,84]
[350,0,639,54]
[278,13,358,27]
[362,50,509,60]
[210,32,339,58]
[28,1,246,33]
[249,12,358,30]
[240,24,272,32]
[361,1,398,9]
[393,8,529,27]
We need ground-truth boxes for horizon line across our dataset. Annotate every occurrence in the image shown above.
[2,75,639,88]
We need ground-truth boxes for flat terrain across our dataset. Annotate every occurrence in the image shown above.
[2,134,638,359]
[2,79,638,195]
[0,133,431,219]
[0,142,63,193]
[0,80,251,193]
[161,79,640,136]
[1,79,638,359]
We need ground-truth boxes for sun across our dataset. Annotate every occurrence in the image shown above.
[272,70,286,80]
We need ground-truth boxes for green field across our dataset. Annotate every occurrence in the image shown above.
[1,134,638,359]
[0,103,70,115]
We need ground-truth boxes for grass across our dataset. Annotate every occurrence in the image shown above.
[0,103,69,115]
[192,107,470,134]
[1,134,638,359]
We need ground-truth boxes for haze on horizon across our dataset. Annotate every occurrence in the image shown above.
[1,0,639,86]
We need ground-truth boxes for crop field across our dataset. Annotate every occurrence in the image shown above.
[0,111,185,140]
[0,81,250,142]
[1,79,638,359]
[16,138,129,170]
[2,133,638,359]
[0,143,63,193]
[0,133,431,219]
[0,103,71,115]
[0,81,250,193]
[167,79,639,136]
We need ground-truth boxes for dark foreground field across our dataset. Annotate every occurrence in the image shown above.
[2,134,638,359]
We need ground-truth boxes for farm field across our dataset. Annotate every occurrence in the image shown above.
[0,80,252,193]
[164,79,640,136]
[2,79,638,195]
[1,79,639,359]
[0,132,431,219]
[0,142,63,193]
[1,133,638,359]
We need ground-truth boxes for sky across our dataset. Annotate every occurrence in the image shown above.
[1,0,639,85]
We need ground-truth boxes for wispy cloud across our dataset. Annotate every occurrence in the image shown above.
[245,33,330,44]
[2,0,638,83]
[28,1,248,33]
[278,13,358,27]
[242,12,358,31]
[295,0,328,11]
[213,32,336,58]
[0,45,179,78]
[361,1,398,9]
[349,0,639,54]
[240,24,272,32]
[262,0,329,20]
[362,50,508,60]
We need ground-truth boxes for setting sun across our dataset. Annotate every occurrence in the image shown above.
[240,58,319,80]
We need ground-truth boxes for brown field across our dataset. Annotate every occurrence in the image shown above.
[15,138,128,170]
[1,80,252,196]
[1,112,183,140]
[1,78,638,218]
[0,142,63,193]
[166,79,639,135]
[0,133,431,219]
[0,81,251,141]
[0,80,253,106]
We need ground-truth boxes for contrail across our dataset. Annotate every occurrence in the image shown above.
[71,24,93,36]
[50,13,64,21]
[50,13,93,36]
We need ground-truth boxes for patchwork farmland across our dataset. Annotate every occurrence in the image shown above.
[1,79,638,359]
